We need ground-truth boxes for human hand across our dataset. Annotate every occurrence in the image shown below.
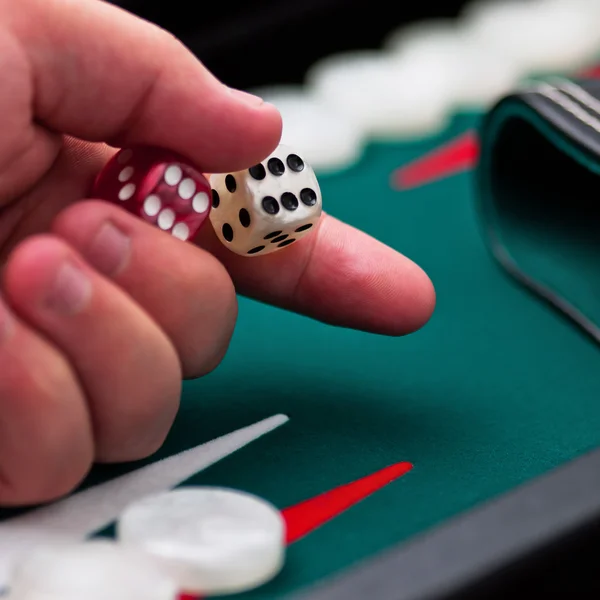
[0,0,435,506]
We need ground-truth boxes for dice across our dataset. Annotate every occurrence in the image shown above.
[92,146,212,242]
[208,144,322,256]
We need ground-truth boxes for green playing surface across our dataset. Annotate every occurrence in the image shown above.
[149,112,600,596]
[4,110,600,598]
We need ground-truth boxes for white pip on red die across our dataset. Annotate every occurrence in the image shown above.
[92,146,211,242]
[208,144,322,257]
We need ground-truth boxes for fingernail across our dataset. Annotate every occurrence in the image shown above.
[87,221,131,276]
[0,298,14,343]
[227,87,265,107]
[46,261,92,315]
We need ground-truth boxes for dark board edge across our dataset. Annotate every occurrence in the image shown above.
[287,445,600,600]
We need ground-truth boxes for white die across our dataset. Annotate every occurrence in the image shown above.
[208,144,322,256]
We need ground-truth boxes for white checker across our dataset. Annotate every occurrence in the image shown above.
[540,0,600,66]
[571,0,600,21]
[192,192,209,213]
[462,0,600,74]
[143,195,162,217]
[251,85,365,173]
[171,223,190,241]
[7,540,177,600]
[385,17,521,108]
[157,209,176,230]
[384,18,463,56]
[164,165,183,186]
[118,183,136,201]
[117,487,285,595]
[306,50,455,138]
[118,167,134,182]
[178,178,196,200]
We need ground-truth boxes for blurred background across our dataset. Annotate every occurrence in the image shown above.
[107,0,470,90]
[106,0,600,177]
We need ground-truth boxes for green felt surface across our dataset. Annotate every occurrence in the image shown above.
[162,111,600,597]
[5,111,600,598]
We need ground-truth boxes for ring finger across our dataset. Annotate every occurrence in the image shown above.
[52,199,239,379]
[3,234,182,463]
[0,297,92,506]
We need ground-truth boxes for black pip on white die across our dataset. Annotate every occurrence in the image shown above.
[208,144,322,256]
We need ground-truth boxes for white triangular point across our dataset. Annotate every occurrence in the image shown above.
[0,414,289,590]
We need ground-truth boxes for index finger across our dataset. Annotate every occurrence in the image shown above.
[5,0,281,172]
[197,213,436,336]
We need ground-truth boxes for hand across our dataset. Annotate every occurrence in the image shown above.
[0,0,435,506]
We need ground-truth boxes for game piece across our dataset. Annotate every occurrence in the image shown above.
[304,50,455,138]
[92,146,212,242]
[117,487,286,595]
[462,0,599,74]
[383,17,461,57]
[208,144,322,256]
[7,540,177,600]
[573,0,600,21]
[383,19,520,108]
[249,85,365,173]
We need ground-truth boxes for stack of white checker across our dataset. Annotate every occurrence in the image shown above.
[252,0,600,175]
[5,488,286,600]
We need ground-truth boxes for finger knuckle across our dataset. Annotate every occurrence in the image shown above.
[0,445,92,506]
[0,353,94,506]
[94,344,182,463]
[181,259,238,379]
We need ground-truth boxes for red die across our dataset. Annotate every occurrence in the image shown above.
[92,146,211,242]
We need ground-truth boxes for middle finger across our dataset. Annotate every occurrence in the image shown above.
[52,200,238,378]
[3,235,182,462]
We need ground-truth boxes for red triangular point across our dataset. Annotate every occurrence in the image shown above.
[579,63,600,78]
[282,462,413,544]
[177,461,413,599]
[391,130,479,191]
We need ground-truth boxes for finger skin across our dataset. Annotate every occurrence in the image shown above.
[0,138,110,253]
[0,30,60,204]
[53,200,238,379]
[197,213,436,336]
[3,235,182,463]
[0,298,93,506]
[4,0,282,174]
